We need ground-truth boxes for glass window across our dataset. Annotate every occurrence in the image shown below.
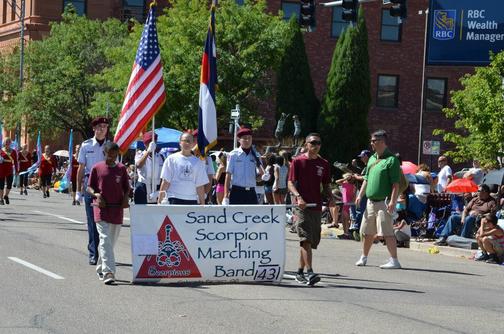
[122,0,145,22]
[63,0,86,16]
[380,9,401,41]
[377,75,399,108]
[331,7,350,38]
[281,1,299,21]
[425,78,447,111]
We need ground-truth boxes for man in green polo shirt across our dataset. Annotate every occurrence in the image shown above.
[355,130,402,269]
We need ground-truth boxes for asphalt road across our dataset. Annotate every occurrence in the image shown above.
[1,190,503,334]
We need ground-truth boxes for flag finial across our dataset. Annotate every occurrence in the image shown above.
[149,1,157,9]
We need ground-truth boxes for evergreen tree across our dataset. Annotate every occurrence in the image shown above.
[276,18,319,139]
[318,7,371,163]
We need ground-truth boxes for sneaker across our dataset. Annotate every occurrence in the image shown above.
[24,189,27,195]
[0,199,4,205]
[103,273,115,285]
[306,272,321,286]
[434,238,448,246]
[97,272,104,281]
[46,190,50,198]
[43,193,47,198]
[20,190,23,195]
[475,252,490,262]
[337,233,352,240]
[380,258,402,269]
[4,196,9,205]
[485,254,501,264]
[72,200,76,206]
[355,255,367,266]
[76,200,80,206]
[295,272,308,284]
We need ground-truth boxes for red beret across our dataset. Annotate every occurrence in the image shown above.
[237,127,252,138]
[91,117,109,127]
[142,131,158,144]
[192,129,198,137]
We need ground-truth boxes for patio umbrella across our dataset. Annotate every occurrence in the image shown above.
[445,178,478,193]
[129,127,183,150]
[482,169,504,185]
[405,173,429,184]
[401,161,418,175]
[53,150,69,158]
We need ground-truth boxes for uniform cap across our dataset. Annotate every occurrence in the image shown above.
[91,117,109,127]
[236,127,252,138]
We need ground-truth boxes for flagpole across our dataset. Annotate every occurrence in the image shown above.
[150,117,155,201]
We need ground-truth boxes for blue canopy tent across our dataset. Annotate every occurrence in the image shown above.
[129,127,182,150]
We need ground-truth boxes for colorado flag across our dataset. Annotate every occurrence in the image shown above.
[196,3,218,157]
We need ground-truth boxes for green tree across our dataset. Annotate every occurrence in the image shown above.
[434,52,504,167]
[95,0,291,132]
[0,51,21,127]
[2,9,129,139]
[275,18,319,139]
[318,7,371,163]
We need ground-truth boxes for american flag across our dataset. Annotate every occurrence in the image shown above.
[114,4,166,153]
[196,3,218,158]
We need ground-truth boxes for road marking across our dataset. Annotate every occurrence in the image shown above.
[32,210,85,225]
[8,257,65,280]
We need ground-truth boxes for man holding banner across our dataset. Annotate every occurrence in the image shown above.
[288,133,334,285]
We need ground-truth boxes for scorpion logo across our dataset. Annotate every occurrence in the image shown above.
[156,224,189,267]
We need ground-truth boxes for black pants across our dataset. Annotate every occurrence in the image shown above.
[230,186,258,204]
[40,175,52,187]
[0,175,13,190]
[168,198,198,205]
[134,183,148,204]
[19,173,29,188]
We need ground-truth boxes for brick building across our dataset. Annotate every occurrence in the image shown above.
[1,1,475,168]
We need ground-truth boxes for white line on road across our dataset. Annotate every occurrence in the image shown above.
[8,257,65,280]
[33,210,85,225]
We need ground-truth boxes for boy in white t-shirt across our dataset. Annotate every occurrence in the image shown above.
[437,155,452,192]
[157,132,208,205]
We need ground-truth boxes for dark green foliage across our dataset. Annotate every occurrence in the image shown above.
[275,18,319,138]
[318,7,371,163]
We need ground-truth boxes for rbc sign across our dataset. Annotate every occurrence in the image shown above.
[427,0,504,65]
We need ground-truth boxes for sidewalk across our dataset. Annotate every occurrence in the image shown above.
[409,240,476,260]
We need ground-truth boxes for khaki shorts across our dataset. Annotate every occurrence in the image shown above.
[295,208,322,249]
[360,200,395,237]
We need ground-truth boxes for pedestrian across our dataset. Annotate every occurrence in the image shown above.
[70,144,80,205]
[214,152,227,204]
[157,132,208,205]
[76,116,109,265]
[273,155,289,204]
[288,133,334,285]
[0,137,18,205]
[39,145,56,199]
[436,155,453,192]
[18,144,31,195]
[223,127,265,205]
[86,142,131,285]
[134,131,163,204]
[355,130,402,269]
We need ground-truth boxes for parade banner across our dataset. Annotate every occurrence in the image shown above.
[130,205,286,284]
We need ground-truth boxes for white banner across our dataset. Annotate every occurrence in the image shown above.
[130,205,286,283]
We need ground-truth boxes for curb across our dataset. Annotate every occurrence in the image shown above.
[409,241,476,259]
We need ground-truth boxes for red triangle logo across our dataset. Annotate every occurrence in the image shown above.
[136,216,202,279]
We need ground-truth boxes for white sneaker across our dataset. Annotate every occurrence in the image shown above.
[355,255,367,266]
[379,258,401,269]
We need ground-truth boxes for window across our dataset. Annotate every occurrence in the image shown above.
[331,7,350,38]
[63,0,86,16]
[380,9,401,41]
[123,0,145,22]
[281,1,299,21]
[377,75,399,108]
[11,0,16,21]
[425,78,447,111]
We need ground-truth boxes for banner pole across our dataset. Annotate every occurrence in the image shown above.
[150,117,155,200]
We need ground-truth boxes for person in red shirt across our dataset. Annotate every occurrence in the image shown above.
[288,133,335,286]
[71,144,80,205]
[39,145,57,198]
[0,137,18,205]
[18,144,32,196]
[87,142,130,285]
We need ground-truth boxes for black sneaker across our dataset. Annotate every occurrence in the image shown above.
[0,199,4,205]
[43,193,47,198]
[295,272,308,284]
[475,252,490,261]
[485,254,501,264]
[24,189,27,195]
[3,196,9,205]
[46,190,50,197]
[434,238,448,246]
[72,200,76,206]
[306,272,321,286]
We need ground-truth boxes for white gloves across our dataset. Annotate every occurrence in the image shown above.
[222,197,230,206]
[261,173,271,182]
[75,191,82,202]
[147,141,156,153]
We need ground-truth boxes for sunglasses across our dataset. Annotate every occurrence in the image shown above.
[308,140,321,146]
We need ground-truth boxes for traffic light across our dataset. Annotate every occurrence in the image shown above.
[299,0,316,31]
[342,0,358,22]
[389,0,407,20]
